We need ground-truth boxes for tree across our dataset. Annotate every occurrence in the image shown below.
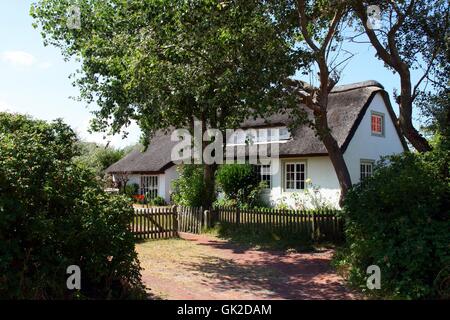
[74,141,126,177]
[0,112,144,299]
[278,0,353,204]
[31,0,301,208]
[351,0,449,152]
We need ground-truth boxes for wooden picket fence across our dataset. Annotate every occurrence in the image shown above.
[177,206,205,234]
[131,206,344,242]
[131,206,206,239]
[214,206,344,242]
[131,207,178,239]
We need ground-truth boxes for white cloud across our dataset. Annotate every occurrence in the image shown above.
[1,50,36,67]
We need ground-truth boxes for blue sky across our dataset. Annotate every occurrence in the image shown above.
[0,1,425,148]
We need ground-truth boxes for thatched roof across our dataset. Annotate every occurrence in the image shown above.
[106,130,178,174]
[106,81,407,174]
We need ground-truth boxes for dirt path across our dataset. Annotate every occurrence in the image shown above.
[136,232,359,300]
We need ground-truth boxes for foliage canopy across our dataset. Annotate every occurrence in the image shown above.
[0,112,144,299]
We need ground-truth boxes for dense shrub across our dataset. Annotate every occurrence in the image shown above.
[0,113,145,299]
[215,164,267,208]
[124,184,140,197]
[172,165,205,207]
[149,196,166,206]
[337,151,450,299]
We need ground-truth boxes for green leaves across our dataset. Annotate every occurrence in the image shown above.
[31,0,302,144]
[339,151,450,299]
[74,141,126,177]
[215,164,266,208]
[0,113,144,299]
[172,164,205,207]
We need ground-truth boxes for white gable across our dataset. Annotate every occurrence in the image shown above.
[343,92,406,184]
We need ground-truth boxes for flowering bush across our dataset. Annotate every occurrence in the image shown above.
[133,194,145,203]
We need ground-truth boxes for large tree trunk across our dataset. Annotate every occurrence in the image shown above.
[399,114,431,152]
[202,164,217,209]
[398,73,432,152]
[314,110,352,207]
[352,3,432,153]
[200,114,217,209]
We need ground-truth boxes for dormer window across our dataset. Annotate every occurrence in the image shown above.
[227,127,291,146]
[371,112,384,136]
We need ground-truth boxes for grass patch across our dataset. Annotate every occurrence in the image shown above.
[204,222,334,252]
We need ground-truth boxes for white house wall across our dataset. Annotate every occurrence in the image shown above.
[163,165,179,203]
[343,92,405,184]
[158,173,165,200]
[266,92,405,209]
[267,157,341,209]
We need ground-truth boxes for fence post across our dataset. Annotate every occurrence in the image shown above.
[311,211,316,242]
[172,205,178,236]
[236,206,241,225]
[203,210,210,229]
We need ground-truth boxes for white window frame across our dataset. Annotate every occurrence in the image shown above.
[254,164,272,189]
[140,175,159,199]
[360,160,374,181]
[284,161,306,191]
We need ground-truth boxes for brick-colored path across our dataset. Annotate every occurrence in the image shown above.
[136,233,359,300]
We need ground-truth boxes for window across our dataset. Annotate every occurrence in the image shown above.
[285,162,306,190]
[264,127,291,142]
[279,127,291,140]
[141,175,158,199]
[360,161,374,181]
[227,127,291,146]
[371,112,384,136]
[254,164,272,188]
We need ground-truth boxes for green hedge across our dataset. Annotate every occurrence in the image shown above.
[0,113,145,299]
[215,164,267,208]
[172,164,205,207]
[336,151,450,299]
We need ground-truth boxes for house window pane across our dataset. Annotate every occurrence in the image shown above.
[141,175,159,199]
[279,127,290,140]
[257,129,268,143]
[360,161,374,181]
[371,113,384,135]
[254,164,272,188]
[285,162,306,190]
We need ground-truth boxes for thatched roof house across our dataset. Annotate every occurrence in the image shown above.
[107,80,407,208]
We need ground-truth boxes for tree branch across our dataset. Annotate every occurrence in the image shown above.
[412,47,439,100]
[296,0,320,53]
[353,3,394,67]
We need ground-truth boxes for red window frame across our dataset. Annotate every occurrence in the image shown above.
[371,114,383,135]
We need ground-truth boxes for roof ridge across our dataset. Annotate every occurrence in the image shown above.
[331,80,384,94]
